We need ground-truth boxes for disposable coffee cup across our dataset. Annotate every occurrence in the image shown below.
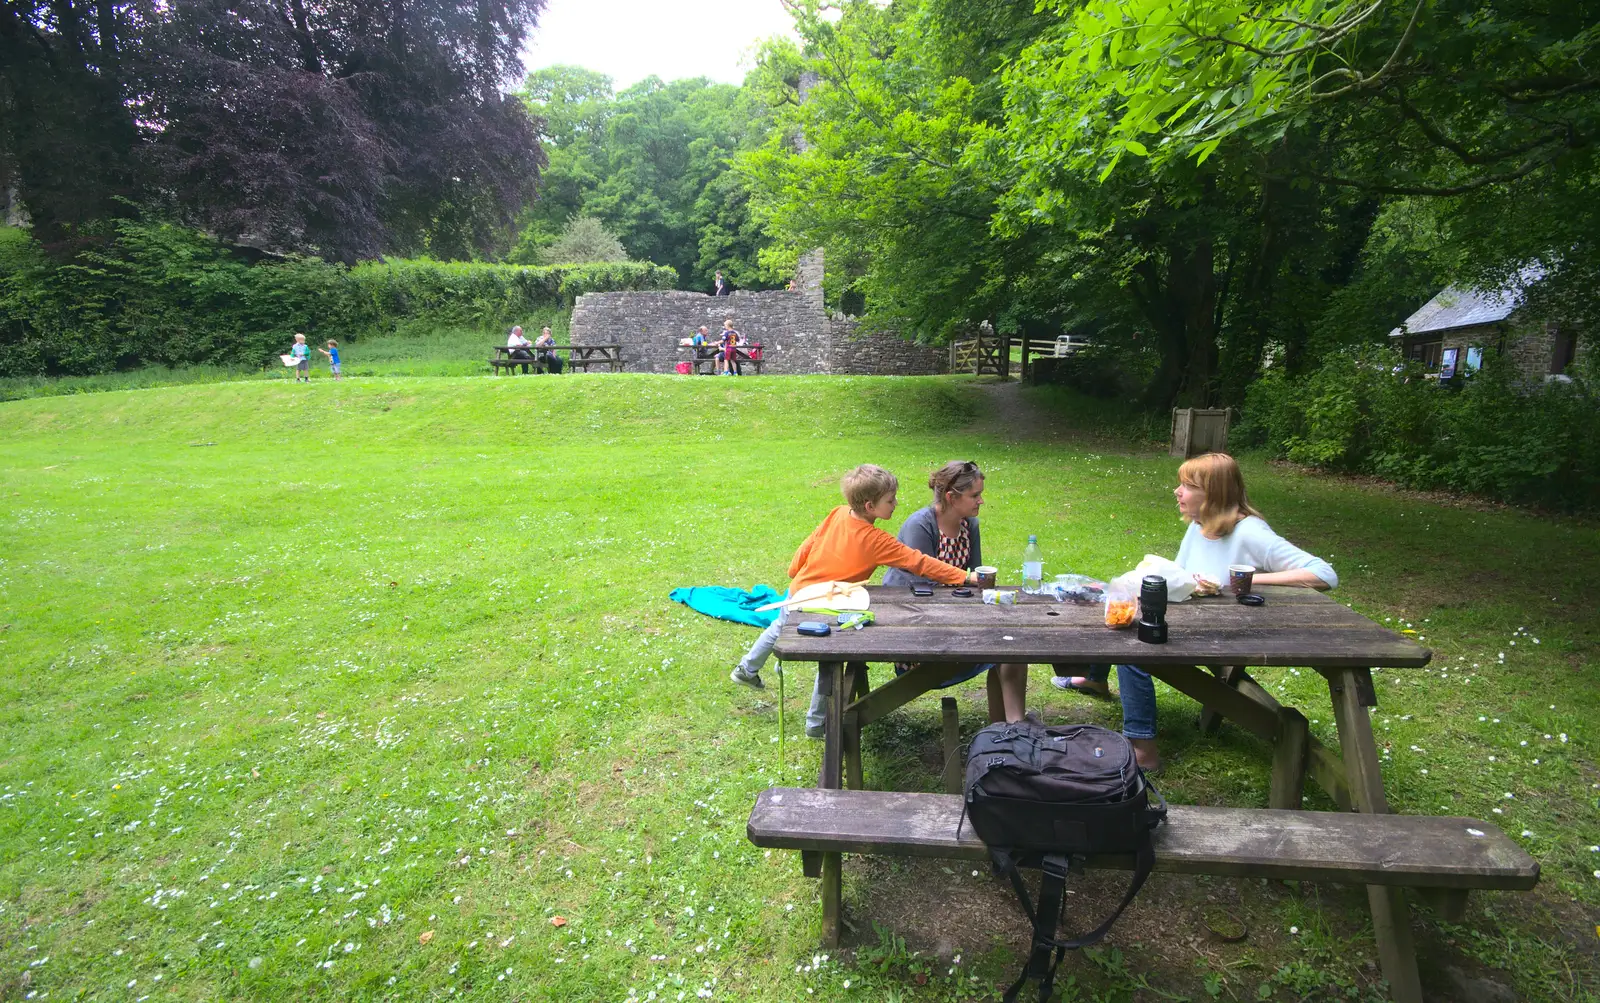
[975,566,998,589]
[1227,564,1256,596]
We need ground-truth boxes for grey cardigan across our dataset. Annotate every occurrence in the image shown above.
[882,505,982,587]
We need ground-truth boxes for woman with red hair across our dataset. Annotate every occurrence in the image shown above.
[1054,453,1337,771]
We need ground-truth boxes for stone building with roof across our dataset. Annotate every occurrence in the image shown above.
[1388,269,1584,381]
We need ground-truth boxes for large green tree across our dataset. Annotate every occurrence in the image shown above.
[1006,0,1600,331]
[513,70,775,289]
[741,0,1378,407]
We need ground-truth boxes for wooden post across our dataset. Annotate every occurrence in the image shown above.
[1269,706,1310,810]
[1418,888,1470,923]
[821,851,842,947]
[1198,665,1242,734]
[818,661,845,947]
[844,663,869,791]
[1328,668,1423,1003]
[941,697,962,795]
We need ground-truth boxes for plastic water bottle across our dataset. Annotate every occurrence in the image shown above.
[1022,535,1044,593]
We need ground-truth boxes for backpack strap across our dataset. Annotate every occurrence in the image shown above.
[994,841,1158,1003]
[996,850,1065,1003]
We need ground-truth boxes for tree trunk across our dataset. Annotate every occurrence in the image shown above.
[1135,235,1221,410]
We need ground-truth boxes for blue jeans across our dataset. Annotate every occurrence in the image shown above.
[1068,663,1157,741]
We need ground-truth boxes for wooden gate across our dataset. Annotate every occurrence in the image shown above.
[948,331,1014,378]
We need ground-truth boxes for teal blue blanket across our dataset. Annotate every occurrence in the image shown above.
[668,585,783,628]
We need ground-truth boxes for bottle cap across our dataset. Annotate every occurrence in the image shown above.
[1028,535,1037,543]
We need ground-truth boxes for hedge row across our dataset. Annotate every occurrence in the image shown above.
[1234,345,1600,511]
[0,221,677,376]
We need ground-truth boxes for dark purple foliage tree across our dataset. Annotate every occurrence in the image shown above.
[0,0,149,249]
[0,0,547,260]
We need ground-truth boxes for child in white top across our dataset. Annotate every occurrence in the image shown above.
[288,333,310,382]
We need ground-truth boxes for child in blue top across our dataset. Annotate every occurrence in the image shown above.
[289,333,311,382]
[318,339,342,380]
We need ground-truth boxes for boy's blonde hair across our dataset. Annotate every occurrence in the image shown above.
[327,339,338,347]
[842,464,897,513]
[1177,452,1262,537]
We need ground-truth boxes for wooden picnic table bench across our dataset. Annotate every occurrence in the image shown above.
[490,344,625,374]
[682,344,764,375]
[757,584,1539,1003]
[749,787,1538,893]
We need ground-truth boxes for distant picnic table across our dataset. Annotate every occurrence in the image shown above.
[680,343,764,375]
[748,585,1538,1003]
[490,344,625,374]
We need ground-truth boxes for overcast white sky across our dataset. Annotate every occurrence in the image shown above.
[521,0,800,90]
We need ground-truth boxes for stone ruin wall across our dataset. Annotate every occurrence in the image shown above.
[568,249,948,377]
[826,316,949,376]
[567,288,828,375]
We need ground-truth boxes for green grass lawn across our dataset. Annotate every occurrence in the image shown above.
[1,374,1597,1002]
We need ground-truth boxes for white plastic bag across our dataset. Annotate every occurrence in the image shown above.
[1134,554,1198,603]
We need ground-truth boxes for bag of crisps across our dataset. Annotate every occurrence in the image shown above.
[1103,571,1140,628]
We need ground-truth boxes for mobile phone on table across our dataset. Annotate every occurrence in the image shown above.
[910,583,934,597]
[796,621,832,636]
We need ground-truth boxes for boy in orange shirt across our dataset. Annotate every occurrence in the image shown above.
[732,464,976,737]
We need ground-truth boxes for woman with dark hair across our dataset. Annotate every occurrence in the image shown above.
[1054,452,1337,771]
[884,460,1030,724]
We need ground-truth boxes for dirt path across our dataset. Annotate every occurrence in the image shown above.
[964,377,1151,451]
[963,378,1069,442]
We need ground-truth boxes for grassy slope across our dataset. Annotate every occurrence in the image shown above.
[0,375,1596,1002]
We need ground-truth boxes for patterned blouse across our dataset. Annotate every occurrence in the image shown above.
[936,523,971,571]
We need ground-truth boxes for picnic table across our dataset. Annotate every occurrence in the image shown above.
[490,344,625,373]
[681,343,764,375]
[748,584,1539,1003]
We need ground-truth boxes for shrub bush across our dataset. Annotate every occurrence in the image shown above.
[1027,345,1152,400]
[1235,345,1600,510]
[0,221,677,376]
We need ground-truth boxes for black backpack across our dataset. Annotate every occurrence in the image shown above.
[962,721,1166,1003]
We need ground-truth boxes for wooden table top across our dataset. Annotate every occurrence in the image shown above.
[772,585,1431,669]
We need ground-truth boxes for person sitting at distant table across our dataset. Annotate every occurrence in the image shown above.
[534,326,563,374]
[692,326,718,367]
[506,325,533,374]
